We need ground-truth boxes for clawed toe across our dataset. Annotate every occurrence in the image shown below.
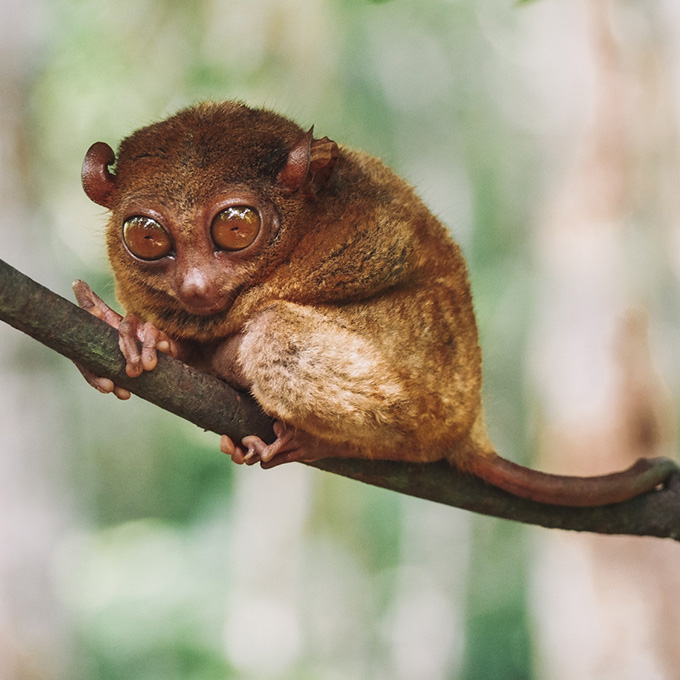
[220,420,331,470]
[242,435,269,464]
[221,425,304,468]
[221,434,265,466]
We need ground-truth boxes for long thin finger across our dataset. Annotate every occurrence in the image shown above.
[259,429,297,463]
[158,335,183,360]
[221,435,247,464]
[73,280,122,328]
[118,317,143,377]
[141,323,159,371]
[76,364,115,394]
[241,435,266,465]
[112,385,131,400]
[72,280,100,310]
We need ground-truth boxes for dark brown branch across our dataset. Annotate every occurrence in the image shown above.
[1,257,679,540]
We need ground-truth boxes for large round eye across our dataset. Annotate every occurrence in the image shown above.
[123,216,173,260]
[211,206,261,251]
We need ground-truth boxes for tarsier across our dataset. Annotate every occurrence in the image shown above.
[75,101,676,507]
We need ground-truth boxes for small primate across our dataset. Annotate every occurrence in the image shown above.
[75,101,676,506]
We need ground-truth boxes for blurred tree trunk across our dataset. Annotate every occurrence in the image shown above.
[0,3,76,678]
[530,1,680,678]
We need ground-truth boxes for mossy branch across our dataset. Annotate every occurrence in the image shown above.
[1,257,679,540]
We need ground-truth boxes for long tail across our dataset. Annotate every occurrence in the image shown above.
[468,452,679,507]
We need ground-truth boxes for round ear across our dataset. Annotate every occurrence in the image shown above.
[82,142,117,208]
[278,127,339,195]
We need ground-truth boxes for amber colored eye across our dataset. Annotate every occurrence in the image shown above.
[122,216,173,260]
[211,206,261,251]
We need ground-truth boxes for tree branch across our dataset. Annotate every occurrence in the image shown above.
[1,257,679,540]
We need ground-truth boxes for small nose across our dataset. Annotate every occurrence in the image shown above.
[179,267,210,300]
[175,260,229,315]
[176,266,224,313]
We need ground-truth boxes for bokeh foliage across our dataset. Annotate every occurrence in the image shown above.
[7,0,612,678]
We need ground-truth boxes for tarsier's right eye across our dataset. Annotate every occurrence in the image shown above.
[123,216,173,260]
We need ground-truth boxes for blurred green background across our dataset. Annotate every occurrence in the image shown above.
[1,1,680,679]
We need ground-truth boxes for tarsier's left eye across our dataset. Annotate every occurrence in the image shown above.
[123,216,173,261]
[211,206,261,251]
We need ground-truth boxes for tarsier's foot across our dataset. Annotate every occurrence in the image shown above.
[220,421,330,469]
[73,280,181,398]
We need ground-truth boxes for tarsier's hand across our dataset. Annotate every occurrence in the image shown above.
[72,280,182,399]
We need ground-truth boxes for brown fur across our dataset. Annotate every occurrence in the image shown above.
[81,101,676,503]
[92,101,484,466]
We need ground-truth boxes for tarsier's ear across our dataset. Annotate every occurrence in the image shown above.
[82,142,117,208]
[278,127,339,194]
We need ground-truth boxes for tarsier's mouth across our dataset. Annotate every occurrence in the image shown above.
[176,286,242,318]
[181,300,230,316]
[155,293,234,327]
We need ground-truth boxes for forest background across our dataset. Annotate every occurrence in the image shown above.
[1,0,680,679]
